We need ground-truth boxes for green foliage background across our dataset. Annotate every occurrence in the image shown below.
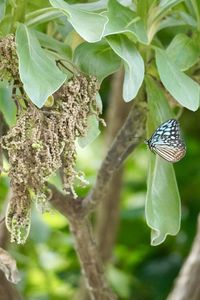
[0,0,200,299]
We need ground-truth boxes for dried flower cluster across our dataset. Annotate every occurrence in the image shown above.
[0,35,101,244]
[0,34,20,83]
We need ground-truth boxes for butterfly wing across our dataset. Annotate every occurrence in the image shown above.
[153,143,186,162]
[147,119,186,163]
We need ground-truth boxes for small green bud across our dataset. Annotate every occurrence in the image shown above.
[31,142,43,149]
[44,95,54,107]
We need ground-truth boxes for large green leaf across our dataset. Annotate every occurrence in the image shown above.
[49,0,108,43]
[155,48,199,111]
[0,82,16,126]
[103,0,148,44]
[107,34,144,102]
[167,33,199,71]
[145,76,181,246]
[16,24,67,108]
[73,41,121,82]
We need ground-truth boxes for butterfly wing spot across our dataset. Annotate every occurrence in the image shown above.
[146,119,186,163]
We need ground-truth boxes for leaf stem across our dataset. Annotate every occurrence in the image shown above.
[56,60,78,76]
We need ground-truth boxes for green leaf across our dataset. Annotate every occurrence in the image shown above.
[107,34,144,102]
[157,0,184,18]
[167,33,199,71]
[35,31,72,59]
[146,156,181,246]
[103,0,148,44]
[178,11,197,26]
[0,0,6,22]
[49,0,108,43]
[159,0,183,10]
[16,24,67,108]
[0,82,16,126]
[159,13,197,31]
[78,115,100,148]
[73,0,107,11]
[155,48,199,111]
[145,76,181,246]
[25,8,63,27]
[73,41,121,82]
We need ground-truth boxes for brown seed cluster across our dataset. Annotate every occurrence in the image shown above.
[0,36,101,244]
[0,34,20,82]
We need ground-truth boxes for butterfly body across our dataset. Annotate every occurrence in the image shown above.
[146,119,186,163]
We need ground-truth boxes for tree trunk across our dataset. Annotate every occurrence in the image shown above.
[167,214,200,300]
[74,69,132,299]
[96,69,131,262]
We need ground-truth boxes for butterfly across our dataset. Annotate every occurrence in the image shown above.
[145,119,186,163]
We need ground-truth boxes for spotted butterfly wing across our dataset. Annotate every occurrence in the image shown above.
[146,119,186,163]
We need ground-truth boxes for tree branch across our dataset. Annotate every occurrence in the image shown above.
[83,90,147,212]
[167,214,200,300]
[74,69,130,300]
[96,69,131,262]
[70,217,117,300]
[50,187,117,300]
